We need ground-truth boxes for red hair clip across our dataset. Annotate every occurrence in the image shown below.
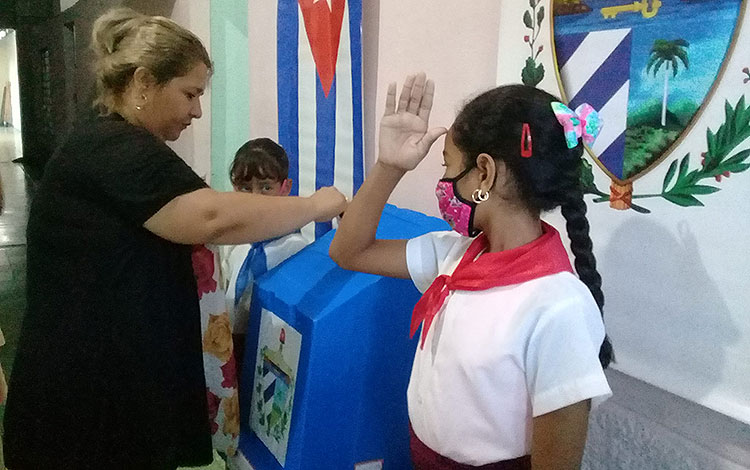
[521,123,533,158]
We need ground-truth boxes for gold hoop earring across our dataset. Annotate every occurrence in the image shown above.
[472,188,490,204]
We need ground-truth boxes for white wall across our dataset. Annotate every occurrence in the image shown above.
[8,31,20,131]
[0,32,10,119]
[0,30,20,130]
[168,0,212,181]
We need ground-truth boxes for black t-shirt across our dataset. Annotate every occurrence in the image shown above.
[4,114,213,469]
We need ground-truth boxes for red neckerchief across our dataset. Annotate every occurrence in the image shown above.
[410,222,573,349]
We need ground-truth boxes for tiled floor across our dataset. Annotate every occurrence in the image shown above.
[0,126,28,446]
[0,128,27,246]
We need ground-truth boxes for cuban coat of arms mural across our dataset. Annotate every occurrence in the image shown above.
[504,0,749,213]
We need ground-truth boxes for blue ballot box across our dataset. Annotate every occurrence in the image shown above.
[238,204,448,470]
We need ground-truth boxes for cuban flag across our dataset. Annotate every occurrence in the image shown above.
[556,29,632,180]
[248,0,364,240]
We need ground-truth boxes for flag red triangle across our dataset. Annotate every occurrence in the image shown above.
[298,0,346,97]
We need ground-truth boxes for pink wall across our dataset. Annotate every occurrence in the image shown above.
[371,0,502,217]
[168,0,212,181]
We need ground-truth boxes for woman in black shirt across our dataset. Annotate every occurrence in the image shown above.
[2,8,346,470]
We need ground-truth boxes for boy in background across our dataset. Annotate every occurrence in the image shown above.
[222,138,310,372]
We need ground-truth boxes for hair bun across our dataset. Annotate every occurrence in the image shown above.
[91,8,144,57]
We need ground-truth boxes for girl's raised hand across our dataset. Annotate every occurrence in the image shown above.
[377,73,447,172]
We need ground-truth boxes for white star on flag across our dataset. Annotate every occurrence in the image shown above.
[313,0,333,11]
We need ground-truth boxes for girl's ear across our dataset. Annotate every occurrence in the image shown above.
[475,153,498,193]
[476,153,514,199]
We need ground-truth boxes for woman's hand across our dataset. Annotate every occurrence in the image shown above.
[310,186,348,222]
[378,73,447,172]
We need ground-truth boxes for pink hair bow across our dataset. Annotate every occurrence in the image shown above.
[550,102,603,149]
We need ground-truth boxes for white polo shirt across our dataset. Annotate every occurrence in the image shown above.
[406,230,612,465]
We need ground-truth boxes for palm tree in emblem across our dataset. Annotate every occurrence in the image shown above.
[647,39,689,127]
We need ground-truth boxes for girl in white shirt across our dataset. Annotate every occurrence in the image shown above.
[330,74,612,469]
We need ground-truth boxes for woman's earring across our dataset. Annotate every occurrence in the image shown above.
[135,95,147,111]
[472,188,490,204]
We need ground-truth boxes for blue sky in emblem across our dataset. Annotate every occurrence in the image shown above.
[554,0,742,112]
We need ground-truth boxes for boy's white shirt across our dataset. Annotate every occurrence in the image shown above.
[220,232,311,333]
[405,230,612,465]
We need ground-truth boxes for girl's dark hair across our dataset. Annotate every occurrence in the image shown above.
[452,84,613,368]
[229,138,289,186]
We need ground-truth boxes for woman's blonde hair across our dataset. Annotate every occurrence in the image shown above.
[91,8,212,114]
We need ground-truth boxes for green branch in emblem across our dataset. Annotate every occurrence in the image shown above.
[659,96,750,206]
[585,96,750,210]
[521,0,545,87]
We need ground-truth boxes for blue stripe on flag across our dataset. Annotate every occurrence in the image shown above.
[316,78,336,190]
[349,0,364,192]
[554,32,587,70]
[598,132,627,180]
[569,31,632,111]
[277,0,300,196]
[315,73,336,238]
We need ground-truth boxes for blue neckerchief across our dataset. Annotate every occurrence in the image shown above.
[235,240,269,308]
[234,230,303,308]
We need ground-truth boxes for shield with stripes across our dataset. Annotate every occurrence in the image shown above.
[250,309,302,466]
[552,0,743,206]
[249,0,363,239]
